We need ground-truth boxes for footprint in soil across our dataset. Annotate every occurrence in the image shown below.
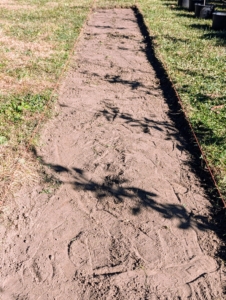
[68,232,91,275]
[135,231,161,266]
[68,229,112,275]
[68,224,145,278]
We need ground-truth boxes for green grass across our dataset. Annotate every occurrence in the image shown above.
[0,0,92,140]
[96,0,135,7]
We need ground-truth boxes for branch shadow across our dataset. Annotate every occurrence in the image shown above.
[34,6,226,266]
[38,156,213,232]
[80,70,149,92]
[94,102,182,139]
[105,74,144,89]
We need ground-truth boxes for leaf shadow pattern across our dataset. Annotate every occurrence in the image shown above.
[94,102,191,151]
[39,157,213,232]
[105,74,144,90]
[95,102,178,136]
[81,70,147,91]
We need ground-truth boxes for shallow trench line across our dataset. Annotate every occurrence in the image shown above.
[0,8,224,300]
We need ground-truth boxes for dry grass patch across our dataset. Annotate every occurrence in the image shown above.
[0,0,36,11]
[96,0,136,8]
[0,144,40,206]
[0,35,55,58]
[0,77,54,95]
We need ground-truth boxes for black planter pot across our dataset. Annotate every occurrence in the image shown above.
[178,0,183,6]
[195,4,215,18]
[200,5,215,19]
[195,3,205,17]
[181,0,190,9]
[212,11,226,30]
[181,0,202,11]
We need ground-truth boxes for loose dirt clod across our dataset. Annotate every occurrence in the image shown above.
[0,9,224,299]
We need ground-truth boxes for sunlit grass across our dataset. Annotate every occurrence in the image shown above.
[96,0,135,7]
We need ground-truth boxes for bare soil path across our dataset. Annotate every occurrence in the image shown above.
[0,8,224,299]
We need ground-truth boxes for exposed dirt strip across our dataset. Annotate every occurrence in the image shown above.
[0,8,224,299]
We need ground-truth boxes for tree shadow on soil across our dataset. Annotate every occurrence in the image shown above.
[80,70,148,91]
[132,6,226,263]
[105,74,144,89]
[95,102,185,142]
[36,6,226,266]
[37,156,213,233]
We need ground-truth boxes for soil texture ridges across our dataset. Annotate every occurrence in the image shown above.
[0,8,224,299]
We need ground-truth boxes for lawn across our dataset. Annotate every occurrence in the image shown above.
[1,0,226,201]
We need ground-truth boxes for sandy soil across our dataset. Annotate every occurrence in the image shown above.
[0,8,224,299]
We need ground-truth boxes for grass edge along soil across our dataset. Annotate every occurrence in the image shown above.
[136,0,226,203]
[133,5,226,208]
[133,4,226,263]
